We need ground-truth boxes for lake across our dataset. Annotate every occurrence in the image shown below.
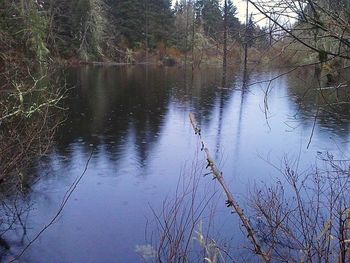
[3,65,350,262]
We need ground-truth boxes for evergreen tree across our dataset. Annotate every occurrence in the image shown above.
[112,0,174,49]
[226,0,240,39]
[112,0,145,45]
[173,0,195,51]
[246,14,255,48]
[46,0,110,59]
[194,0,204,25]
[201,0,222,38]
[147,0,174,46]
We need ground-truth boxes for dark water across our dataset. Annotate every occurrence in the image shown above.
[4,65,350,262]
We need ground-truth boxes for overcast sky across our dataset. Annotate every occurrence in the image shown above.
[172,0,268,26]
[238,1,271,27]
[235,0,254,22]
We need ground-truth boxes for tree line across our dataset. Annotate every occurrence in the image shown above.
[0,0,268,64]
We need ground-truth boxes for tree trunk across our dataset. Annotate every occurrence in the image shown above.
[222,0,228,87]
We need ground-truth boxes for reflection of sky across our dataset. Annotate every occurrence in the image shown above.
[8,66,350,262]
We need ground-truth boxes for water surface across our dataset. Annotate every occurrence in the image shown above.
[4,65,350,262]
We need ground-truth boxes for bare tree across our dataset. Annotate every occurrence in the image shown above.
[247,0,350,61]
[250,153,350,262]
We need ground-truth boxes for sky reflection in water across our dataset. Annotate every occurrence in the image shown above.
[6,65,350,263]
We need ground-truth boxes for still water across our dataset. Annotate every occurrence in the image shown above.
[4,65,350,262]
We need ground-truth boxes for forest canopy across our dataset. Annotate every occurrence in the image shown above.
[0,0,269,64]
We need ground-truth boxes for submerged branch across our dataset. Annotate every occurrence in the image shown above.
[189,113,271,262]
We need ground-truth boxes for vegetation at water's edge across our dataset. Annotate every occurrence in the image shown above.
[0,0,271,66]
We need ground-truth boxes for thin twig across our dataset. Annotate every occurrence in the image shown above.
[9,151,93,262]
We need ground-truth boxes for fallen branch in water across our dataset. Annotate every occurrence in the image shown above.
[189,112,270,262]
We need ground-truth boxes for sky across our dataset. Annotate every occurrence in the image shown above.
[172,0,268,26]
[235,0,256,22]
